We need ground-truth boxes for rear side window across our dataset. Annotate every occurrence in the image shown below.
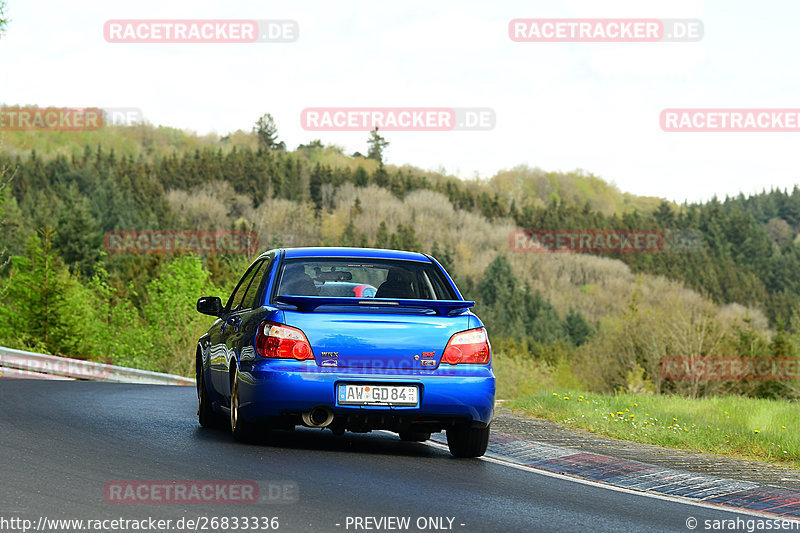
[226,259,265,312]
[275,258,457,300]
[241,258,271,309]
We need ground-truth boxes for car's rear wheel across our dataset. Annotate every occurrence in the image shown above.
[197,364,224,428]
[230,366,256,441]
[398,430,431,442]
[446,424,490,458]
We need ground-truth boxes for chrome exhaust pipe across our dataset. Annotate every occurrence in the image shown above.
[302,406,334,428]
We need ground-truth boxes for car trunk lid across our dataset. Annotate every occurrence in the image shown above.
[278,298,472,369]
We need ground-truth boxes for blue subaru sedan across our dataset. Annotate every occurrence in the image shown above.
[196,247,495,457]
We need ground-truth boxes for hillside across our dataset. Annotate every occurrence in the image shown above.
[1,123,798,399]
[0,124,664,215]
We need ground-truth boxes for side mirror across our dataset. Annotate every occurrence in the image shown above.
[197,296,223,316]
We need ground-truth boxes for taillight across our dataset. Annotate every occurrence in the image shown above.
[256,322,315,361]
[442,327,491,365]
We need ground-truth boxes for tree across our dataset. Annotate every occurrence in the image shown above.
[309,164,324,210]
[341,220,357,246]
[141,256,220,375]
[354,166,369,187]
[0,1,8,37]
[0,229,94,355]
[765,217,792,247]
[373,163,389,188]
[389,224,420,251]
[653,200,676,226]
[366,127,389,163]
[431,241,454,273]
[253,114,285,151]
[477,255,517,308]
[54,188,102,278]
[0,163,18,276]
[565,308,592,346]
[474,255,525,340]
[298,139,324,151]
[375,221,389,248]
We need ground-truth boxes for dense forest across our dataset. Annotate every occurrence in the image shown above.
[2,121,799,398]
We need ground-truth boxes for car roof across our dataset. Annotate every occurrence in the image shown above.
[280,247,431,262]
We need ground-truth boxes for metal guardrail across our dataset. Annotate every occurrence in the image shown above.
[0,346,195,386]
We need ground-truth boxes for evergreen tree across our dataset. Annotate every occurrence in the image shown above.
[54,188,103,278]
[354,166,369,187]
[565,308,592,346]
[341,220,357,246]
[375,221,389,248]
[366,128,389,163]
[0,229,92,355]
[389,224,420,251]
[309,163,324,210]
[352,197,363,216]
[478,255,517,308]
[373,163,389,188]
[253,113,286,151]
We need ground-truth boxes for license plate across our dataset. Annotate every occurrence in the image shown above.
[338,384,418,406]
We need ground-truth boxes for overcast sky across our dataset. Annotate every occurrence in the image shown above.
[2,0,798,203]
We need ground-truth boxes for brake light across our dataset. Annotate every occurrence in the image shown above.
[442,327,491,365]
[256,322,315,361]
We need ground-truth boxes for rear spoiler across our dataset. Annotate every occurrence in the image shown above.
[274,295,474,316]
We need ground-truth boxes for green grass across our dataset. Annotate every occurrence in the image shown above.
[492,351,585,400]
[507,391,800,468]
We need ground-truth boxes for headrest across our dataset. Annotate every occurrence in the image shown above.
[386,269,410,283]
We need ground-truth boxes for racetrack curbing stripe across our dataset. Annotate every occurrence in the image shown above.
[432,430,800,519]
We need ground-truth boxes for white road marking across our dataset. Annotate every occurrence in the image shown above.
[416,436,799,522]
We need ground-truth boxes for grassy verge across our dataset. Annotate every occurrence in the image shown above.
[507,391,800,469]
[492,351,584,399]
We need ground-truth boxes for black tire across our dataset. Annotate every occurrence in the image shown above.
[230,366,257,442]
[446,424,490,458]
[197,365,224,428]
[398,430,431,442]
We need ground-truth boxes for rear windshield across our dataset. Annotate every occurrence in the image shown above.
[275,258,457,300]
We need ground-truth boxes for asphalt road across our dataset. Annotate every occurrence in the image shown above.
[0,380,768,532]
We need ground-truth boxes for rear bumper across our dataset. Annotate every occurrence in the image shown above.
[235,360,495,428]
